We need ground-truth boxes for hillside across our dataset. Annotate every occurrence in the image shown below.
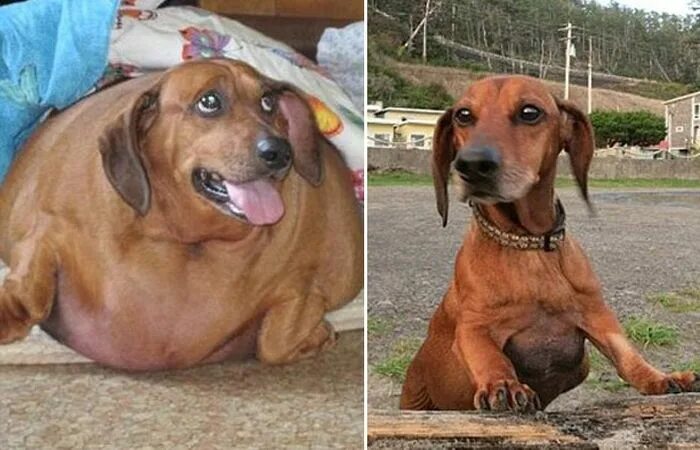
[370,0,700,88]
[368,0,699,112]
[392,62,665,115]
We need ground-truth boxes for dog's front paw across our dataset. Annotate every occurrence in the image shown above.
[473,379,541,412]
[662,372,699,393]
[0,314,31,344]
[296,320,337,360]
[641,372,700,394]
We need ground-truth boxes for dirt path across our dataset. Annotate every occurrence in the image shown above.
[368,186,700,411]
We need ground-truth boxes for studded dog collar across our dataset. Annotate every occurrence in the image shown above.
[470,199,566,252]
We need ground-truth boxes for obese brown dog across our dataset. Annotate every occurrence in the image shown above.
[400,75,699,411]
[0,58,363,371]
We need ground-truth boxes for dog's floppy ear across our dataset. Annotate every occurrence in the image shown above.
[99,88,159,216]
[557,99,595,212]
[273,85,323,186]
[432,108,455,227]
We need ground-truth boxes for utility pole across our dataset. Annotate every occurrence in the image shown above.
[587,36,592,114]
[451,2,456,60]
[423,0,431,63]
[560,22,573,100]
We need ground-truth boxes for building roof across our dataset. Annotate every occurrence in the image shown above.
[376,107,445,115]
[663,91,700,104]
[366,117,395,125]
[393,119,438,127]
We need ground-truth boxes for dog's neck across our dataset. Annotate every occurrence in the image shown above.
[480,171,557,236]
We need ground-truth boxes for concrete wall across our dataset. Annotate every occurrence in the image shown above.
[368,147,700,179]
[368,147,432,174]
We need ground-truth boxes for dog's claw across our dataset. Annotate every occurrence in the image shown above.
[493,387,508,411]
[667,379,682,394]
[477,392,489,410]
[533,393,542,411]
[474,380,539,413]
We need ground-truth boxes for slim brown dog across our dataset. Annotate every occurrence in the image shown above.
[400,75,699,411]
[0,58,363,371]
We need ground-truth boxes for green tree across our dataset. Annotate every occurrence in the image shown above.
[589,110,666,147]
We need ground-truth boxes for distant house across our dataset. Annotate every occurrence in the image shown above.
[366,104,443,149]
[663,91,700,154]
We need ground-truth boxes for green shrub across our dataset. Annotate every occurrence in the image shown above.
[589,110,666,147]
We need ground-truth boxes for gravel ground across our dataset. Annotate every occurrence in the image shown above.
[368,186,700,411]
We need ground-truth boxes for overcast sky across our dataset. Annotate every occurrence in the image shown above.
[602,0,692,15]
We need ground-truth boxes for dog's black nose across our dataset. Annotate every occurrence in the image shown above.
[455,147,501,179]
[256,137,291,170]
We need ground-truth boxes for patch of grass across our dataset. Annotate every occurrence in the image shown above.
[647,288,700,313]
[367,317,392,336]
[585,347,629,392]
[623,317,679,348]
[368,171,700,189]
[368,170,433,186]
[672,359,700,373]
[587,347,608,371]
[373,338,422,382]
[557,178,700,189]
[588,376,630,392]
[678,286,700,300]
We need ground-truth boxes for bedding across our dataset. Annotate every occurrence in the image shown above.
[0,0,119,181]
[0,1,364,201]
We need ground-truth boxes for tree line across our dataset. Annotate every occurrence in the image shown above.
[371,0,700,87]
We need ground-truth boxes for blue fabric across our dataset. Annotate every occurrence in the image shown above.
[0,0,119,181]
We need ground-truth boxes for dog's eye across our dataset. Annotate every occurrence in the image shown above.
[454,108,473,126]
[196,91,223,116]
[518,105,542,124]
[261,94,275,113]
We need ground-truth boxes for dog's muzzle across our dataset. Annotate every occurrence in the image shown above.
[455,147,501,182]
[256,136,291,171]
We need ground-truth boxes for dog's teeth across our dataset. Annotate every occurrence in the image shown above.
[227,201,244,216]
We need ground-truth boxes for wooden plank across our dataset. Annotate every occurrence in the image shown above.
[276,0,364,20]
[368,394,700,447]
[199,0,276,16]
[199,0,363,21]
[368,411,584,447]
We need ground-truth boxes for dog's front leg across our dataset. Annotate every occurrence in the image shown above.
[0,236,57,344]
[454,324,540,411]
[581,297,699,394]
[256,293,336,365]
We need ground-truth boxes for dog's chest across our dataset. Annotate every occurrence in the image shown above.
[503,312,585,378]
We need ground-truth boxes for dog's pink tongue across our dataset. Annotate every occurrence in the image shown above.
[224,179,284,225]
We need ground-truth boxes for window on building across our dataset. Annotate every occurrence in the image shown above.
[373,133,391,147]
[695,104,700,118]
[410,134,426,148]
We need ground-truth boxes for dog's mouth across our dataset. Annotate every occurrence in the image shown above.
[192,168,284,225]
[456,167,536,205]
[456,173,504,203]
